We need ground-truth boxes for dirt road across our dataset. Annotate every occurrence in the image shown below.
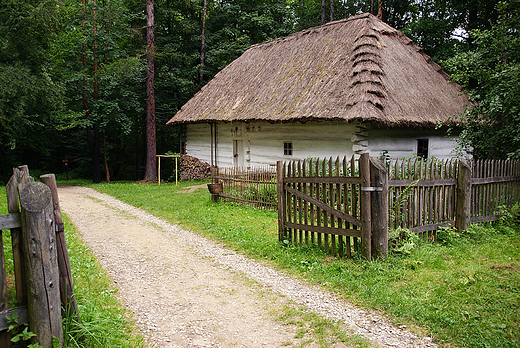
[58,185,436,348]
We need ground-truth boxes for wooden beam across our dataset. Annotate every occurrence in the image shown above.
[283,184,362,227]
[0,213,21,230]
[285,222,361,238]
[0,306,29,331]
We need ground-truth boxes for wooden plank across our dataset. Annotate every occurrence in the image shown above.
[456,160,472,231]
[359,153,371,260]
[285,222,361,238]
[284,176,362,184]
[284,185,362,227]
[470,215,503,223]
[0,228,9,348]
[0,306,29,331]
[410,221,454,233]
[6,170,26,307]
[370,157,388,260]
[322,159,329,251]
[471,175,520,185]
[0,213,21,230]
[40,174,79,320]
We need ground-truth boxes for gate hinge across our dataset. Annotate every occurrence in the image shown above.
[360,186,383,192]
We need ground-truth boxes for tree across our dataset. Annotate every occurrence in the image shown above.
[144,0,157,181]
[444,0,520,159]
[0,0,70,181]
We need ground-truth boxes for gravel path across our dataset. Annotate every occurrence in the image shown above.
[58,185,437,348]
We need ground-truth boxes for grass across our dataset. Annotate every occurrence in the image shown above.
[89,181,520,348]
[0,188,145,347]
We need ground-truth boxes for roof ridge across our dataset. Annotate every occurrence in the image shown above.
[348,25,387,110]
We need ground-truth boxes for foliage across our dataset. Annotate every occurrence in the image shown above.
[6,311,41,348]
[444,0,520,159]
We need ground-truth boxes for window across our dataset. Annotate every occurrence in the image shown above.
[417,139,429,159]
[284,142,293,156]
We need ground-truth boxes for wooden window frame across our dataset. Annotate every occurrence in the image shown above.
[417,139,429,159]
[284,142,293,156]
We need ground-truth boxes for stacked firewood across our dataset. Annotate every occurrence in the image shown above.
[180,155,214,180]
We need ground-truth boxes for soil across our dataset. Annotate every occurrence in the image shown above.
[58,185,437,348]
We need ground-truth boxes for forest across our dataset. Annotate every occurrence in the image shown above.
[0,0,519,183]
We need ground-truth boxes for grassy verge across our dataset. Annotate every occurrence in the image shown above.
[90,181,520,348]
[0,189,145,347]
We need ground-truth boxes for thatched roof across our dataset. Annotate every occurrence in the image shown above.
[166,13,469,127]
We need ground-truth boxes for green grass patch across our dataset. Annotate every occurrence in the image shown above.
[0,188,145,347]
[91,181,520,348]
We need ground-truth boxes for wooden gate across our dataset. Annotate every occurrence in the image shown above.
[276,153,388,260]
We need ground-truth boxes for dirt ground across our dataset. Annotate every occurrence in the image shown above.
[58,185,437,348]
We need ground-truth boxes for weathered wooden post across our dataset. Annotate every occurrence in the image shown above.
[6,169,27,307]
[19,180,63,348]
[0,228,9,347]
[456,159,472,231]
[359,153,372,260]
[276,161,286,242]
[370,157,388,260]
[40,174,78,320]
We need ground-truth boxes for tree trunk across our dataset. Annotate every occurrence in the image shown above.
[321,0,326,25]
[330,0,334,22]
[144,0,157,181]
[199,0,207,87]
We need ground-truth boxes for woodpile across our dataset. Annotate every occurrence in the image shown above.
[180,155,214,180]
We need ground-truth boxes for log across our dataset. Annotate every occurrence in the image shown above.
[19,181,63,348]
[370,157,388,260]
[180,155,215,181]
[40,174,79,320]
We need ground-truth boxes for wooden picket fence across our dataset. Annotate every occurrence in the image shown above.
[388,157,520,234]
[0,166,77,348]
[212,157,520,259]
[211,166,277,209]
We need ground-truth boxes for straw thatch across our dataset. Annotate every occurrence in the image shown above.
[166,13,469,127]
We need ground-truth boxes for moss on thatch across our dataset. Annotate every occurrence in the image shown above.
[167,13,469,127]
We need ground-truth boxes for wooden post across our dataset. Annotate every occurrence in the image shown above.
[6,170,27,307]
[0,229,9,347]
[40,174,79,321]
[276,161,286,242]
[359,153,372,260]
[157,156,161,185]
[370,157,388,260]
[19,181,63,348]
[456,159,472,231]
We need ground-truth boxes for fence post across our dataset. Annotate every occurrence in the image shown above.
[359,153,372,260]
[370,157,388,260]
[19,181,63,348]
[456,159,472,231]
[40,174,79,321]
[0,229,9,347]
[276,161,286,242]
[6,170,27,308]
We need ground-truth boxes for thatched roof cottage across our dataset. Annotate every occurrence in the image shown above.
[167,13,469,168]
